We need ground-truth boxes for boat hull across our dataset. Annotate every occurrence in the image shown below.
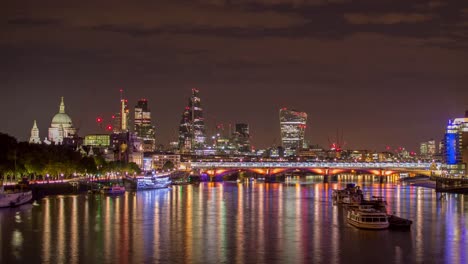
[0,191,33,208]
[100,186,126,195]
[388,215,412,229]
[347,218,389,230]
[124,176,171,191]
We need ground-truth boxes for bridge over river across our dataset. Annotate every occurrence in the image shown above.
[187,161,442,182]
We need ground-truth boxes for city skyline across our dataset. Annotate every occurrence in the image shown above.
[16,90,462,152]
[3,1,468,151]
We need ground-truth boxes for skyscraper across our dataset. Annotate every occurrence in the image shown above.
[444,111,468,176]
[178,88,206,153]
[420,139,436,158]
[113,92,130,134]
[134,99,156,152]
[279,108,307,156]
[234,123,251,153]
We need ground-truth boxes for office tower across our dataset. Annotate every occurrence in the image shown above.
[178,88,206,152]
[134,99,156,152]
[444,111,468,176]
[279,108,307,156]
[420,139,436,158]
[113,91,130,134]
[234,123,251,153]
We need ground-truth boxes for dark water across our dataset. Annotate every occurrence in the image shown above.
[1,180,467,264]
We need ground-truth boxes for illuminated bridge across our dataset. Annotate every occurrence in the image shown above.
[188,161,442,181]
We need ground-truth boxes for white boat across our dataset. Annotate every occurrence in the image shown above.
[0,186,33,208]
[124,175,171,191]
[101,186,126,195]
[347,206,389,230]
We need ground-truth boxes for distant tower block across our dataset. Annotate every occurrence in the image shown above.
[178,88,207,153]
[279,108,307,156]
[134,99,156,152]
[29,120,41,144]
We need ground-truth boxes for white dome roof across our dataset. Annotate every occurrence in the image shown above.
[51,113,73,127]
[50,97,73,128]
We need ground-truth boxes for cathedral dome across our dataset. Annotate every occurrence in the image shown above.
[50,97,73,128]
[51,113,73,127]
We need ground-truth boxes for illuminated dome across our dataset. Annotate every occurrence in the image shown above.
[48,97,77,144]
[50,97,73,128]
[51,113,73,127]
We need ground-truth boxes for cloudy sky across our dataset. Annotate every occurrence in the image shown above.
[2,0,468,151]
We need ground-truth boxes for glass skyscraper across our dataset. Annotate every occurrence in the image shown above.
[234,123,251,153]
[134,99,156,152]
[178,89,206,153]
[279,108,307,156]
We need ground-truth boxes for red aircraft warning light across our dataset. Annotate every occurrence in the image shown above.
[106,125,113,131]
[96,117,103,123]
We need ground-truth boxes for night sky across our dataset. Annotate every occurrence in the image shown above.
[2,0,468,151]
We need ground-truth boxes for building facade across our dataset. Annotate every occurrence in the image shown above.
[178,88,206,153]
[233,123,251,153]
[444,111,468,176]
[279,108,307,156]
[83,134,111,147]
[113,98,130,134]
[420,139,436,159]
[134,99,156,152]
[151,154,181,170]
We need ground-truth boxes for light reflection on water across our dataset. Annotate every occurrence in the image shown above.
[0,180,467,263]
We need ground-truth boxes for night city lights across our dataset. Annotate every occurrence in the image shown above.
[2,1,468,263]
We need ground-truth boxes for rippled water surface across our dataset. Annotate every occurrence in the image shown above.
[1,180,467,263]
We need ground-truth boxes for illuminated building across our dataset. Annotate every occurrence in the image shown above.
[178,88,206,153]
[444,111,468,176]
[151,154,181,170]
[48,97,77,144]
[134,99,156,152]
[83,134,111,147]
[420,139,436,158]
[113,91,130,133]
[233,123,251,153]
[279,108,307,156]
[29,120,41,144]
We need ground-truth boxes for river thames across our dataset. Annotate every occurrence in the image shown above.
[1,179,467,263]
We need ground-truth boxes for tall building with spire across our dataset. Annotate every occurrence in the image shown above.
[178,88,206,153]
[134,99,156,152]
[29,120,41,144]
[48,97,76,144]
[279,108,307,156]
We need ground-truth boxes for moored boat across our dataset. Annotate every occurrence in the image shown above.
[332,183,363,204]
[387,214,413,229]
[101,186,126,195]
[124,174,171,191]
[347,206,389,230]
[0,186,33,208]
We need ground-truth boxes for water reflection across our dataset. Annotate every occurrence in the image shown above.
[0,181,467,263]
